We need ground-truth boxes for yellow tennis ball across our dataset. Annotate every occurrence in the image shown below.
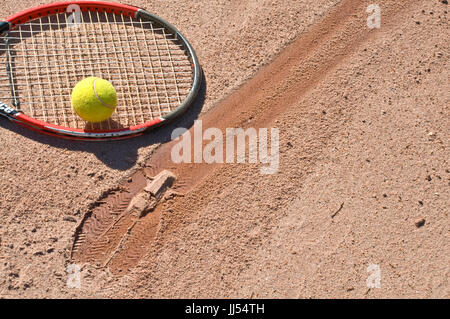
[71,77,117,123]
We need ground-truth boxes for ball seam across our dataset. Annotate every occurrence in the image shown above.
[93,78,115,110]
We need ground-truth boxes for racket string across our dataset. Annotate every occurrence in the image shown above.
[110,11,139,127]
[0,11,194,130]
[130,15,158,126]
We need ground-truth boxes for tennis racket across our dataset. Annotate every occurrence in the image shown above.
[0,1,201,140]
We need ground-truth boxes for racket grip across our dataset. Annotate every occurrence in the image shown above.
[0,21,9,34]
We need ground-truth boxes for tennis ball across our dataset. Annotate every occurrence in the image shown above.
[71,77,117,123]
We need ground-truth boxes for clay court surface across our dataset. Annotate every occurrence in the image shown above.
[0,0,448,298]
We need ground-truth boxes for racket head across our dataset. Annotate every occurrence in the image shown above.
[0,1,202,140]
